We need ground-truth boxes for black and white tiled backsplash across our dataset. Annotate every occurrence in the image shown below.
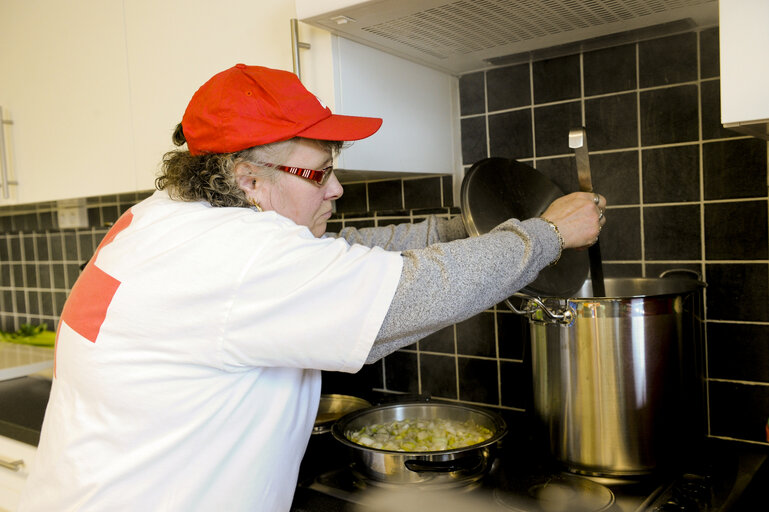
[453,26,769,445]
[1,26,768,446]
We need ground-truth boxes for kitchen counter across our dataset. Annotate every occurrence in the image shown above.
[0,341,53,382]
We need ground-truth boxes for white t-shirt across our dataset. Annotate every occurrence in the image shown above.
[18,190,403,512]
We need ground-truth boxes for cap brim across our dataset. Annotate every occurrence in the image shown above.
[296,113,383,142]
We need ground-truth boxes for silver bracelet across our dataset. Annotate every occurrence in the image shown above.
[540,218,564,266]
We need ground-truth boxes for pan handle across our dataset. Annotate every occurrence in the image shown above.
[404,454,484,473]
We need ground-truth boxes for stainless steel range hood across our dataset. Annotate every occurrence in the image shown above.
[296,0,719,74]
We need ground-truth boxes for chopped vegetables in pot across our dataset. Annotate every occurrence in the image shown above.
[346,418,494,452]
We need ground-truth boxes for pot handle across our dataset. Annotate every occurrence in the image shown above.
[404,454,483,473]
[505,295,574,326]
[659,268,701,280]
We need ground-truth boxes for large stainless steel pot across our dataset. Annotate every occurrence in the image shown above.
[331,402,507,485]
[459,158,707,477]
[526,275,706,477]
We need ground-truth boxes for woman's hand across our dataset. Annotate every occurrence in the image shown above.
[541,192,606,249]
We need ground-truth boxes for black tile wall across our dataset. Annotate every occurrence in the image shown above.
[644,204,702,260]
[699,27,720,79]
[489,110,532,159]
[460,116,487,165]
[496,311,527,361]
[710,381,769,443]
[705,201,768,260]
[456,312,495,358]
[599,207,642,261]
[533,101,583,156]
[703,138,768,200]
[638,33,698,87]
[708,323,769,382]
[384,351,419,393]
[591,151,640,205]
[642,145,701,203]
[585,93,638,151]
[486,63,530,111]
[366,180,402,212]
[420,354,457,400]
[458,72,485,116]
[532,54,580,103]
[700,80,737,140]
[457,357,498,404]
[583,44,637,95]
[499,360,530,410]
[640,85,700,145]
[457,26,769,445]
[418,325,454,353]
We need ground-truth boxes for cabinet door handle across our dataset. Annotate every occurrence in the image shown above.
[0,454,25,472]
[1,105,19,199]
[290,19,311,81]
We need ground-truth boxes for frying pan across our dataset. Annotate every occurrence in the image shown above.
[460,157,588,297]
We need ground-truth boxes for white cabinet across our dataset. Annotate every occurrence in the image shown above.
[0,0,459,207]
[0,436,36,512]
[297,26,462,198]
[123,0,296,191]
[719,0,769,139]
[0,0,297,206]
[0,0,135,205]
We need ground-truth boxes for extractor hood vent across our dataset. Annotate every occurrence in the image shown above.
[298,0,719,74]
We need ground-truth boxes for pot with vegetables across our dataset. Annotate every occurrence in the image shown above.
[331,402,507,486]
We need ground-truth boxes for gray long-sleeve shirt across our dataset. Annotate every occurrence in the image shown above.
[329,215,559,364]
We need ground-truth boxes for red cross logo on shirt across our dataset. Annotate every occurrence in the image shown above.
[58,210,134,344]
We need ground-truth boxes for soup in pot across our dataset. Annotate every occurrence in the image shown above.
[346,417,493,452]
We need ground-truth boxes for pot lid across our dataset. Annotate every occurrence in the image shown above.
[460,157,588,297]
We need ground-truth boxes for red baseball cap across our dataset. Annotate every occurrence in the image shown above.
[181,64,383,155]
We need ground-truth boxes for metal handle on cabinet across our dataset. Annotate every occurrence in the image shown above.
[290,18,311,81]
[1,105,18,199]
[0,454,25,472]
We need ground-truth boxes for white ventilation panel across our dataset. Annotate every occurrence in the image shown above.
[297,0,719,74]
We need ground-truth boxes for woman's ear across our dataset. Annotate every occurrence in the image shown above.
[233,162,258,194]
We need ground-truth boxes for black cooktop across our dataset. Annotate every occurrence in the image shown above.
[293,412,769,512]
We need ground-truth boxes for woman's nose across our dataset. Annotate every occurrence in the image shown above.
[325,172,343,200]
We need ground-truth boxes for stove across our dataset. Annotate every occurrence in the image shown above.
[294,426,767,512]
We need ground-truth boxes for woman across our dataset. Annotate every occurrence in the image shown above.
[19,64,605,511]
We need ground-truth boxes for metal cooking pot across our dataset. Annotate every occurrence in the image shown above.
[313,394,371,435]
[525,274,706,476]
[332,402,507,485]
[459,158,707,476]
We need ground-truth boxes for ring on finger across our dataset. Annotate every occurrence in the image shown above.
[593,193,600,205]
[598,210,604,220]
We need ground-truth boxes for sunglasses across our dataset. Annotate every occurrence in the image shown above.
[254,161,334,186]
